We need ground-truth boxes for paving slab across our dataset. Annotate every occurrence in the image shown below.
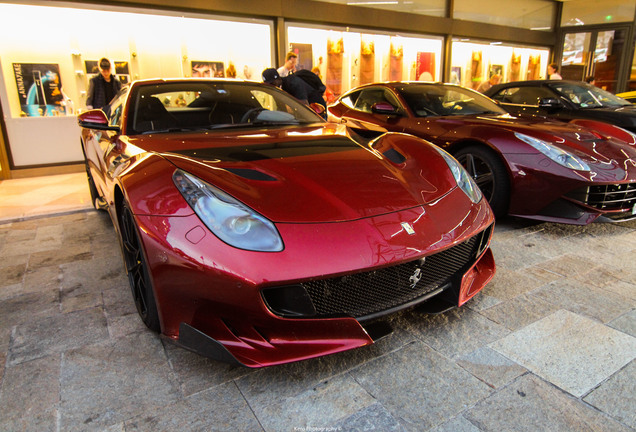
[583,360,636,430]
[123,382,263,432]
[59,331,180,431]
[609,309,636,337]
[350,341,492,431]
[334,402,405,431]
[490,309,636,397]
[255,373,376,432]
[532,279,634,323]
[0,354,60,432]
[408,307,510,358]
[456,347,527,389]
[465,374,633,432]
[480,292,561,331]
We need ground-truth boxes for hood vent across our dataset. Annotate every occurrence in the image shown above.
[224,168,276,181]
[383,148,406,164]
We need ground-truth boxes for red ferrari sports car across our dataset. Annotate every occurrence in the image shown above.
[78,78,495,367]
[328,82,636,225]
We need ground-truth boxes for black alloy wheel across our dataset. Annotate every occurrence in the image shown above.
[119,201,160,332]
[454,146,510,217]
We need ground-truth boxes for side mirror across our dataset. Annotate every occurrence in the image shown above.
[371,102,398,115]
[538,97,561,109]
[78,109,120,132]
[309,102,325,115]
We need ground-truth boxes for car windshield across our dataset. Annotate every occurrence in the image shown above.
[549,82,631,109]
[127,81,323,135]
[397,84,507,117]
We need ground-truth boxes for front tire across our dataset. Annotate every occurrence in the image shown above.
[119,201,160,332]
[454,145,510,217]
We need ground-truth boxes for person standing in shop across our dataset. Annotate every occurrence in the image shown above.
[277,52,298,77]
[547,63,562,80]
[86,58,122,110]
[477,74,502,93]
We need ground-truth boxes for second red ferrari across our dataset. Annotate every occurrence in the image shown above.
[329,82,636,225]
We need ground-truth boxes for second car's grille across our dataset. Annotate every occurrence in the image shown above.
[263,225,492,321]
[566,183,636,218]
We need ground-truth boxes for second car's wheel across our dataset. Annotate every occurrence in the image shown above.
[119,201,161,332]
[454,145,510,217]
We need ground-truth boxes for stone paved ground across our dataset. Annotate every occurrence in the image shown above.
[0,211,634,432]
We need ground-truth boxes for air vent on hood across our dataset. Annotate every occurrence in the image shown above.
[383,148,406,164]
[224,168,276,181]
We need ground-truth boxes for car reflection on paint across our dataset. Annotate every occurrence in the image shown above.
[328,81,636,225]
[78,78,495,367]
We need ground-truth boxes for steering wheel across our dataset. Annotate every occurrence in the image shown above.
[240,107,266,123]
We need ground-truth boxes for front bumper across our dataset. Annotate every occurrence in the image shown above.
[135,187,495,367]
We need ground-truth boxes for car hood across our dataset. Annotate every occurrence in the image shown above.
[438,114,636,163]
[579,106,636,129]
[133,125,457,223]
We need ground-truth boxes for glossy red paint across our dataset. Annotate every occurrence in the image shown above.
[79,78,496,367]
[328,82,636,224]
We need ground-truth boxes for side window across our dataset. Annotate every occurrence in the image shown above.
[491,87,521,103]
[353,88,397,113]
[340,91,361,109]
[498,86,554,106]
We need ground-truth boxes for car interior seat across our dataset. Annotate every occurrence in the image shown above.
[135,96,178,133]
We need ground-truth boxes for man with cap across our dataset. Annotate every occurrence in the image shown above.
[87,58,122,110]
[262,67,327,119]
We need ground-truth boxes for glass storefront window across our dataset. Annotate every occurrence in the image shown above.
[0,3,273,167]
[316,0,446,17]
[287,25,443,101]
[450,40,550,90]
[561,0,636,26]
[454,0,555,30]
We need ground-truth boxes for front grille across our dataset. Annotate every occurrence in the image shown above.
[263,225,492,320]
[566,183,636,219]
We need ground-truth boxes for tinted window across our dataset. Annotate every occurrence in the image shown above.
[398,84,506,117]
[353,88,402,113]
[126,81,323,135]
[549,82,631,108]
[491,86,554,106]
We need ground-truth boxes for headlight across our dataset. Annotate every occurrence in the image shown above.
[173,169,283,252]
[514,132,591,171]
[434,147,483,204]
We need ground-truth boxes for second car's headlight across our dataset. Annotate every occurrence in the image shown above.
[173,169,283,252]
[514,132,591,171]
[434,147,483,204]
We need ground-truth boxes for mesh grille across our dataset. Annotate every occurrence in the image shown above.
[566,183,636,219]
[297,226,491,319]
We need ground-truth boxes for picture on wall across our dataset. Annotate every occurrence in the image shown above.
[489,64,503,78]
[85,60,131,85]
[290,43,314,71]
[191,61,225,78]
[13,62,67,117]
[114,61,130,84]
[416,52,435,81]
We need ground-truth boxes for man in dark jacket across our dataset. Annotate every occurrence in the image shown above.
[262,68,327,119]
[86,58,122,110]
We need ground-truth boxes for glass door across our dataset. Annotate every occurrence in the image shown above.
[560,28,628,92]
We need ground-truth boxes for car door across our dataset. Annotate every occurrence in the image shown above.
[86,90,127,198]
[336,86,409,134]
